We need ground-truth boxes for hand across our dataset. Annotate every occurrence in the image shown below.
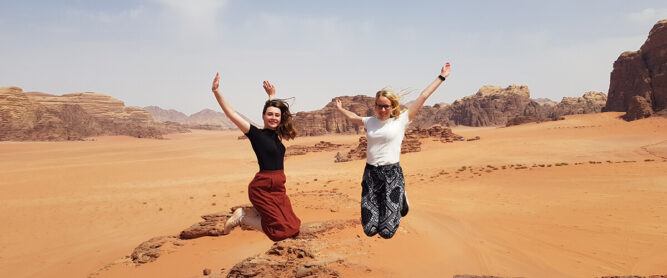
[212,72,221,93]
[263,81,276,100]
[441,62,451,78]
[334,98,343,110]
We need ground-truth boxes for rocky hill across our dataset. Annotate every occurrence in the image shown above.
[144,106,253,130]
[186,109,236,128]
[144,106,188,123]
[549,91,607,118]
[426,84,541,127]
[0,87,180,141]
[603,19,667,120]
[293,95,375,136]
[292,85,607,136]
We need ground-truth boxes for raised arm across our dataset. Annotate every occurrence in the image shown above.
[334,98,364,126]
[408,62,451,121]
[263,80,275,100]
[211,72,251,134]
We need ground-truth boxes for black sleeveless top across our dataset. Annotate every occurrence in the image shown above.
[245,125,285,171]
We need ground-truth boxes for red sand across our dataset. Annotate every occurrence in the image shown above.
[1,112,666,277]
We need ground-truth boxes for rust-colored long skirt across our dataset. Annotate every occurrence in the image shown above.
[248,170,301,241]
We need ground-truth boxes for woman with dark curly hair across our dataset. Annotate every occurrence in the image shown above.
[210,73,300,241]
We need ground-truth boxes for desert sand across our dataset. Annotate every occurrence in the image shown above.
[1,112,666,277]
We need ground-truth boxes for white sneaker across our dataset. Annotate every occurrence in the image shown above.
[223,208,243,235]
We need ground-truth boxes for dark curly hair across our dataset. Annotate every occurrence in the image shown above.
[262,99,297,140]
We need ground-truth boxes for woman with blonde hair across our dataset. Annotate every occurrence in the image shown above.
[335,62,451,239]
[211,73,301,241]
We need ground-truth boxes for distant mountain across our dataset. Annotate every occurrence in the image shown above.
[533,98,557,106]
[144,106,188,123]
[186,109,236,128]
[144,106,255,130]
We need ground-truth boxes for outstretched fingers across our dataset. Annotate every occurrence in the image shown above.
[212,72,221,92]
[441,62,451,78]
[334,98,342,109]
[263,80,276,98]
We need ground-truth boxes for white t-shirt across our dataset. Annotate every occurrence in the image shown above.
[362,111,411,166]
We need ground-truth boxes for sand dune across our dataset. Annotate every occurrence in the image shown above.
[1,112,666,277]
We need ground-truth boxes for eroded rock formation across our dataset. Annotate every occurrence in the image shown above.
[297,86,605,135]
[224,220,357,278]
[421,85,545,127]
[123,204,361,277]
[131,236,184,264]
[293,95,375,136]
[1,87,171,141]
[336,125,464,163]
[604,20,667,120]
[285,141,347,157]
[405,124,465,143]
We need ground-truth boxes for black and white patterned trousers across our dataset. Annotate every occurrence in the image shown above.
[361,162,406,239]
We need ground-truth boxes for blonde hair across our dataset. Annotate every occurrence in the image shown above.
[375,89,406,118]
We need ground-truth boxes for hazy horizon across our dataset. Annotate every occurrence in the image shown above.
[1,1,666,122]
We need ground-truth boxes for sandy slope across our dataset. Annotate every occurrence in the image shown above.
[1,112,666,277]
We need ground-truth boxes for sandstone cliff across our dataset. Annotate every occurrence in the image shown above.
[293,85,607,136]
[604,20,667,120]
[438,85,540,127]
[1,87,173,141]
[548,91,607,118]
[293,95,375,136]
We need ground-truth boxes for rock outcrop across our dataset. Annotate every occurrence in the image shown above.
[294,85,608,136]
[550,91,607,118]
[412,85,548,127]
[225,220,357,278]
[124,205,361,277]
[604,20,667,120]
[405,124,465,143]
[179,205,253,239]
[285,141,347,157]
[27,91,154,123]
[448,85,544,126]
[131,236,184,264]
[1,87,171,141]
[336,125,464,162]
[415,88,606,128]
[335,136,368,163]
[293,95,375,136]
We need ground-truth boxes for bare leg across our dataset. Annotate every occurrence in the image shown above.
[241,215,263,232]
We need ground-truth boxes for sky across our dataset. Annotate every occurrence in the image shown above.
[1,1,666,123]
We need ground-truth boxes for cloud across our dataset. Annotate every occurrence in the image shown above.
[65,7,143,24]
[151,0,229,39]
[626,8,667,25]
